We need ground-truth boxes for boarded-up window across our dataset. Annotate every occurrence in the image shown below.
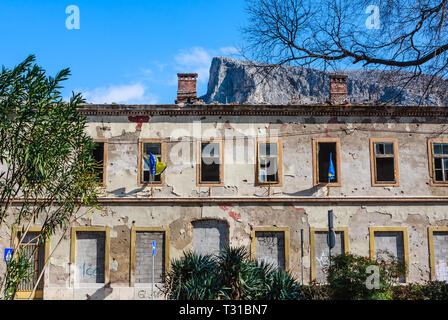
[76,232,105,284]
[312,230,346,283]
[135,231,165,283]
[433,231,448,282]
[192,220,228,256]
[17,232,45,292]
[254,231,285,270]
[374,231,406,283]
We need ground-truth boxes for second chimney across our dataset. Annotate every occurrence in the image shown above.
[329,74,348,105]
[175,73,198,104]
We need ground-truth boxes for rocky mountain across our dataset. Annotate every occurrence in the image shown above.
[200,57,448,106]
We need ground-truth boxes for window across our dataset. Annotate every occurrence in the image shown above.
[313,138,341,186]
[428,139,448,185]
[139,140,166,185]
[256,139,282,185]
[130,227,169,286]
[70,227,110,286]
[197,141,223,185]
[370,139,399,186]
[192,220,228,256]
[310,228,349,283]
[92,140,107,186]
[251,228,289,271]
[13,228,49,299]
[369,227,408,283]
[428,227,448,282]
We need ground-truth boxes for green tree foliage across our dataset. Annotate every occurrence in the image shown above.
[162,246,301,300]
[0,55,100,299]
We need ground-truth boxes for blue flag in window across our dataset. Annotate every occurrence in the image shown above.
[149,153,167,176]
[328,152,335,181]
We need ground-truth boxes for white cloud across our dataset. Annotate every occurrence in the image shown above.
[220,46,239,55]
[174,47,212,83]
[82,83,158,104]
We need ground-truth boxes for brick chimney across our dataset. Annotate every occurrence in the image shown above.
[329,74,348,105]
[175,73,198,104]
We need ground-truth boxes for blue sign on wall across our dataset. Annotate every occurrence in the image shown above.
[4,248,13,262]
[152,240,156,256]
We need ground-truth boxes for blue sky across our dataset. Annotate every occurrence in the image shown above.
[0,0,246,104]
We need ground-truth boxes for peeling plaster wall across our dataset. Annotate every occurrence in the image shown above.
[1,113,448,299]
[86,115,448,199]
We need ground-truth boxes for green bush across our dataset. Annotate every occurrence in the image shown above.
[298,281,330,300]
[326,253,406,300]
[392,281,448,300]
[163,246,301,300]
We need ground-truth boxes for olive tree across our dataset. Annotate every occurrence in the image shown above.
[0,55,100,299]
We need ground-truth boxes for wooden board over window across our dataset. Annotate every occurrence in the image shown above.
[312,138,341,186]
[310,227,349,283]
[428,227,448,282]
[250,227,289,271]
[369,227,409,283]
[370,138,399,187]
[70,227,110,286]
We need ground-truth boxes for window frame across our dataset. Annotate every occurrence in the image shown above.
[312,138,341,187]
[70,227,110,286]
[138,139,167,187]
[369,138,399,187]
[12,227,50,299]
[255,138,283,186]
[130,227,170,287]
[428,226,448,281]
[428,138,448,186]
[310,227,349,282]
[250,227,290,271]
[93,138,108,187]
[196,139,224,186]
[369,227,409,282]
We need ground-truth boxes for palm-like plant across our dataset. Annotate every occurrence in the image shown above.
[163,246,301,300]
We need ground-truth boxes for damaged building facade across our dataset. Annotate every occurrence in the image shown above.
[2,73,448,300]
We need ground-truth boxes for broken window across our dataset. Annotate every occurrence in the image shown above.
[92,141,105,184]
[316,141,338,183]
[257,141,280,183]
[431,142,448,183]
[142,142,163,184]
[199,142,221,184]
[372,141,397,184]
